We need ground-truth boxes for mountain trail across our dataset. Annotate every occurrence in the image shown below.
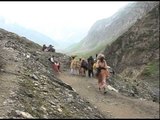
[58,72,159,118]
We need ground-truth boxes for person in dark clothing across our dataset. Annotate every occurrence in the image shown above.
[96,54,98,60]
[87,56,94,77]
[48,45,55,52]
[42,44,47,51]
[80,58,88,77]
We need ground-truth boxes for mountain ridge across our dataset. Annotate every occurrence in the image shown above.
[66,2,159,57]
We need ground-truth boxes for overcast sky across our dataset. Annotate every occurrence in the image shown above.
[0,2,133,42]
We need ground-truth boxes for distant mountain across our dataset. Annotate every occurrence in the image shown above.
[55,27,88,51]
[57,31,86,50]
[0,17,58,48]
[66,2,159,57]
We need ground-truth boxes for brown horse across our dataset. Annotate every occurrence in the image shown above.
[97,68,109,94]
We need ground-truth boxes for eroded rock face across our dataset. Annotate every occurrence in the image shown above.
[104,4,159,102]
[0,28,105,119]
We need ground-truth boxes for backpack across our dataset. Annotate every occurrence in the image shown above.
[81,60,88,70]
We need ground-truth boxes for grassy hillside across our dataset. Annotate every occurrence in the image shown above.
[66,2,159,57]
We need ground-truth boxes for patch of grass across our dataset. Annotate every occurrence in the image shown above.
[67,37,116,58]
[141,60,159,77]
[74,42,107,58]
[66,42,83,54]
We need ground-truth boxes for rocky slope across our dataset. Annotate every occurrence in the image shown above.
[103,4,159,102]
[0,28,104,118]
[66,1,159,57]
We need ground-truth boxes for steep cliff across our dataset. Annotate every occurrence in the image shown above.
[103,4,159,102]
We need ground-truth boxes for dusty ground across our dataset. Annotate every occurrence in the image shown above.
[58,72,159,119]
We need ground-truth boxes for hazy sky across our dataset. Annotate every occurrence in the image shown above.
[0,2,132,42]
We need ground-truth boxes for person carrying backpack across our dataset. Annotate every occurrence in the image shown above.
[80,58,88,76]
[87,56,94,78]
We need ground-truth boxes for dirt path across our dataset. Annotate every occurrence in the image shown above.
[58,72,159,118]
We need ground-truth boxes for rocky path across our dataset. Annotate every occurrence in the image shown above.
[58,72,159,118]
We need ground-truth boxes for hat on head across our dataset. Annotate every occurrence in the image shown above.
[97,53,105,59]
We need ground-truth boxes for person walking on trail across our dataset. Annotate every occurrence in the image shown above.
[75,59,81,75]
[70,56,77,75]
[95,53,109,94]
[80,58,88,77]
[48,55,59,74]
[93,59,97,77]
[55,61,61,72]
[42,44,47,51]
[78,58,82,76]
[87,56,94,78]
